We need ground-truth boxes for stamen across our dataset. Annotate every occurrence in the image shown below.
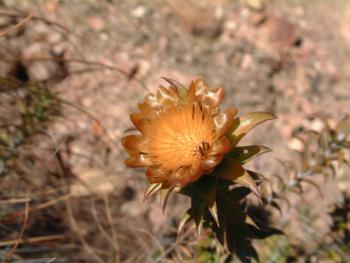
[192,104,195,120]
[146,103,215,172]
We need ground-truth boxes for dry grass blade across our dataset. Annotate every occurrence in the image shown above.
[0,194,70,223]
[3,200,30,261]
[0,12,33,38]
[130,228,166,263]
[2,56,148,89]
[0,235,65,247]
[0,10,72,35]
[90,198,120,260]
[0,198,31,204]
[65,198,105,263]
[57,98,117,147]
[103,194,120,263]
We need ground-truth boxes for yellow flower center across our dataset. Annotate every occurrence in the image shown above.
[146,103,215,173]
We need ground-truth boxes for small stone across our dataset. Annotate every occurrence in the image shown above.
[245,0,265,11]
[88,16,105,32]
[131,6,147,19]
[340,2,350,42]
[288,137,304,152]
[169,0,222,38]
[265,16,299,49]
[249,10,267,26]
[70,169,114,197]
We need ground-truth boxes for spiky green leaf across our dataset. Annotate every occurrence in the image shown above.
[215,159,262,203]
[227,112,277,146]
[226,145,272,164]
[235,172,262,204]
[191,192,206,236]
[194,176,219,226]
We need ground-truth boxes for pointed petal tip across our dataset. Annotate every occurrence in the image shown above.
[143,183,162,202]
[270,113,278,120]
[253,111,278,120]
[160,77,185,88]
[123,127,138,133]
[228,112,277,146]
[209,205,220,227]
[161,186,175,213]
[260,145,273,153]
[125,152,154,168]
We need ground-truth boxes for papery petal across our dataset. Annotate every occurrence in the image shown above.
[121,135,148,154]
[159,85,176,100]
[125,154,152,168]
[161,77,187,94]
[202,87,224,107]
[202,154,224,170]
[156,86,183,109]
[169,86,186,101]
[187,81,197,102]
[194,79,209,97]
[144,93,160,109]
[138,103,157,119]
[169,166,202,186]
[214,108,237,139]
[147,168,167,184]
[209,136,231,155]
[130,113,150,133]
[156,91,177,110]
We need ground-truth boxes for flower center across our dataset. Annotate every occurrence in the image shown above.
[146,103,215,172]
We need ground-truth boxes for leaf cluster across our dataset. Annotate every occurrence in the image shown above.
[0,76,60,177]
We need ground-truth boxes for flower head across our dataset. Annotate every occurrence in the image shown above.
[121,78,276,257]
[121,78,237,187]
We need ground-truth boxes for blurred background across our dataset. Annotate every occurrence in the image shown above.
[1,0,350,262]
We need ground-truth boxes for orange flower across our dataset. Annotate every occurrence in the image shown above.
[121,79,237,187]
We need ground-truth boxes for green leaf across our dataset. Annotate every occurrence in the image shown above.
[236,239,259,263]
[235,172,262,204]
[225,186,251,202]
[226,145,271,164]
[194,176,219,226]
[178,182,197,197]
[227,112,277,146]
[215,158,245,181]
[215,159,262,203]
[191,192,206,236]
[197,251,216,263]
[247,170,265,182]
[217,192,246,224]
[248,224,284,239]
